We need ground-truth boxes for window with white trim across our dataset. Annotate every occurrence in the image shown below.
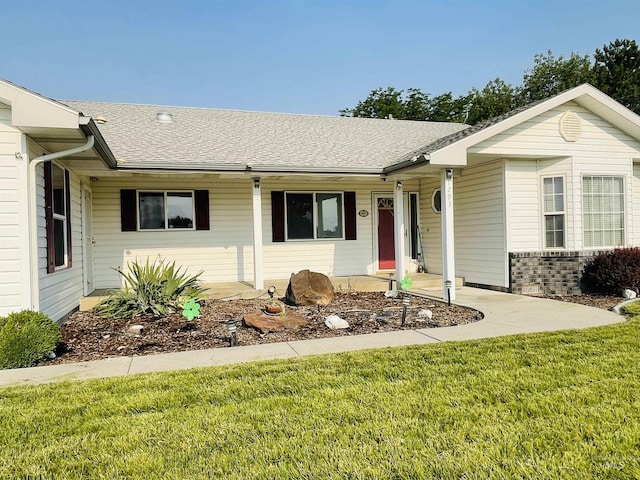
[543,177,565,248]
[285,192,343,240]
[583,176,625,247]
[138,191,195,230]
[50,163,68,267]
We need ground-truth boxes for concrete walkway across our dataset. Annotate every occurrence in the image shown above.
[0,287,624,387]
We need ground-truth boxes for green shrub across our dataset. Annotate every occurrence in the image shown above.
[0,310,61,369]
[96,259,207,318]
[582,247,640,295]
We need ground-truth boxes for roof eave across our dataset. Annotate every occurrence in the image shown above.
[79,116,118,169]
[115,163,384,176]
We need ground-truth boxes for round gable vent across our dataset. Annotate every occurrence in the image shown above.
[559,111,582,142]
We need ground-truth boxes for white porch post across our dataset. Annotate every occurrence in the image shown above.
[394,180,406,287]
[252,178,264,290]
[441,168,456,301]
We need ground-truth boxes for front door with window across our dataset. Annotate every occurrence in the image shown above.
[374,193,421,272]
[376,197,396,270]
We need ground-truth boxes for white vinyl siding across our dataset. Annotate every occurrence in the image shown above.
[420,160,506,287]
[91,176,417,289]
[453,160,506,287]
[0,106,29,316]
[500,103,640,252]
[633,164,640,246]
[419,178,442,275]
[505,160,541,251]
[30,139,85,322]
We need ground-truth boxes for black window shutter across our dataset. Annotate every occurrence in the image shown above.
[271,191,285,242]
[194,190,210,230]
[44,162,55,273]
[65,169,72,268]
[344,191,357,240]
[120,190,137,231]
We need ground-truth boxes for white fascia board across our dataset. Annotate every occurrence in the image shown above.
[0,79,79,129]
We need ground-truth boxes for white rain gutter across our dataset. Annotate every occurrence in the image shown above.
[27,135,95,312]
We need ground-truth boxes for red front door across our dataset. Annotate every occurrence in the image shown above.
[377,198,395,270]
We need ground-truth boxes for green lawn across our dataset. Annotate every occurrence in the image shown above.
[1,315,639,479]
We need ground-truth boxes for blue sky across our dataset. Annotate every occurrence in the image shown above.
[2,1,639,115]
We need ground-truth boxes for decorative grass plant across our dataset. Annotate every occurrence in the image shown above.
[96,259,206,319]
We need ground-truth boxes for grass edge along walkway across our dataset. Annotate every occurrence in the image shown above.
[1,313,639,479]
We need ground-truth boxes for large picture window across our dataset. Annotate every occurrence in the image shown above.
[285,192,343,240]
[543,177,565,248]
[120,189,209,232]
[583,176,625,248]
[138,191,195,230]
[44,162,71,272]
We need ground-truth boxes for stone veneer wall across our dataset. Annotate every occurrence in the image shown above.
[509,251,608,295]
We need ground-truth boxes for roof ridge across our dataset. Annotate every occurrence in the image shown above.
[61,99,463,125]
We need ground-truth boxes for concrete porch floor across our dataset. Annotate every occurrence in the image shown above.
[79,273,463,311]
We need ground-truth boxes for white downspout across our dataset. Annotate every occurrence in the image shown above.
[27,135,94,311]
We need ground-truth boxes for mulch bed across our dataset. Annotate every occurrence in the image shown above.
[46,292,479,365]
[43,291,623,366]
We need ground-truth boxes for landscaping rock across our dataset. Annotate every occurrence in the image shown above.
[286,270,335,306]
[623,289,637,299]
[324,315,349,330]
[244,311,309,334]
[418,309,433,320]
[128,325,144,335]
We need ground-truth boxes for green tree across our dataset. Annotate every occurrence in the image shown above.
[466,78,516,125]
[339,87,408,119]
[427,92,471,123]
[518,51,592,104]
[404,88,432,121]
[591,39,640,114]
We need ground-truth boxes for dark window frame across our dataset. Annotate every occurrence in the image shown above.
[120,189,209,232]
[284,191,345,241]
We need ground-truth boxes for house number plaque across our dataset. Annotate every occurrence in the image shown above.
[358,209,369,217]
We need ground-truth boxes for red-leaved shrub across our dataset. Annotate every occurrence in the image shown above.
[582,248,640,295]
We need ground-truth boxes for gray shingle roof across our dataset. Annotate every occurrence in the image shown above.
[62,101,468,173]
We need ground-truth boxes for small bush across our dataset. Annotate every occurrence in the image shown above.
[0,310,61,369]
[96,259,207,318]
[582,247,640,295]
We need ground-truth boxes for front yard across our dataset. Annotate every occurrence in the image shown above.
[1,311,639,479]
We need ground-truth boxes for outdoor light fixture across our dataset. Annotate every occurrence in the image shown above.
[227,319,238,347]
[446,169,453,180]
[445,280,452,306]
[267,285,276,298]
[401,296,410,326]
[253,178,260,189]
[396,181,403,190]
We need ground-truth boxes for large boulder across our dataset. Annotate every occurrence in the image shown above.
[286,270,335,307]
